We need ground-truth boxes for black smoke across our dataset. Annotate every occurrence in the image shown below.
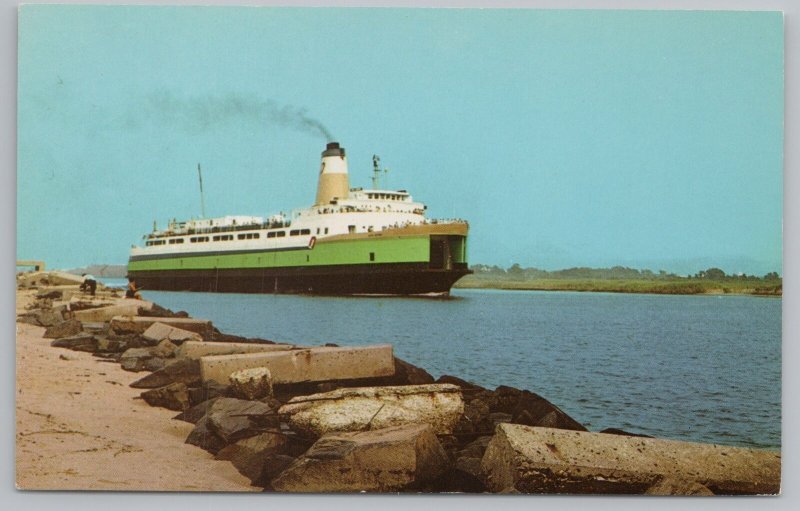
[144,91,334,141]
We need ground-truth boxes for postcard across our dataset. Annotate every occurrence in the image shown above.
[16,4,783,494]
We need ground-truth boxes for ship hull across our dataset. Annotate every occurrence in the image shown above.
[127,228,470,296]
[128,262,470,296]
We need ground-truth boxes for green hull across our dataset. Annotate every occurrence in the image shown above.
[128,234,469,295]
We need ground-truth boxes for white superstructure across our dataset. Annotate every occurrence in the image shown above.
[129,142,455,259]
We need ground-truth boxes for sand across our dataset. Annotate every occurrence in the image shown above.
[14,289,257,491]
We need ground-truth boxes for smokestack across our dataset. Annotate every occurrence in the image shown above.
[315,142,350,206]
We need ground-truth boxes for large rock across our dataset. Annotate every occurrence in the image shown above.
[187,381,232,407]
[142,322,203,345]
[119,340,177,372]
[50,334,98,352]
[129,358,201,389]
[271,424,450,492]
[215,431,288,483]
[174,397,223,424]
[511,390,586,431]
[185,415,228,454]
[140,382,190,411]
[200,344,394,385]
[492,385,524,413]
[36,288,64,300]
[480,424,781,495]
[207,398,279,444]
[34,309,65,327]
[229,367,273,400]
[110,316,213,339]
[43,319,82,339]
[257,454,297,489]
[280,384,463,437]
[184,397,279,453]
[177,340,292,360]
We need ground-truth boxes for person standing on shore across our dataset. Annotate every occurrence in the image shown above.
[80,273,97,296]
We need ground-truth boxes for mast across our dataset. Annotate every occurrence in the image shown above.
[372,155,381,189]
[372,155,389,190]
[198,163,206,218]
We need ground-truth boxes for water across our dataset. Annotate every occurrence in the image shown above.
[130,285,781,450]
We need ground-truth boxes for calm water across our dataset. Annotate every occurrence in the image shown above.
[123,283,781,449]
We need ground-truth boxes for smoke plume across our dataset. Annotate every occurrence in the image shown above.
[144,91,334,142]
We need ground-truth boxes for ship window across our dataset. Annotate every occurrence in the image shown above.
[325,227,329,234]
[238,234,246,240]
[253,233,260,239]
[300,229,311,235]
[213,236,219,241]
[290,230,300,236]
[370,252,375,261]
[267,232,276,239]
[348,225,355,234]
[277,231,286,237]
[316,228,320,234]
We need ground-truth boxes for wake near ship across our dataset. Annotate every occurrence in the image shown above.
[127,142,470,295]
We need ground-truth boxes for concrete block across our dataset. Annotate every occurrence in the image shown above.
[480,424,781,495]
[280,383,464,436]
[70,297,153,311]
[200,344,394,385]
[110,316,213,339]
[74,304,141,323]
[271,424,449,492]
[143,322,203,345]
[68,297,118,309]
[178,340,293,360]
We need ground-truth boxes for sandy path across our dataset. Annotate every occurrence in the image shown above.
[14,290,257,491]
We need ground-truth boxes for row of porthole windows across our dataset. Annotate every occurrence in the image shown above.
[148,228,320,246]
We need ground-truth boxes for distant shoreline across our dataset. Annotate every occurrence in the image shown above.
[454,277,782,297]
[52,263,782,297]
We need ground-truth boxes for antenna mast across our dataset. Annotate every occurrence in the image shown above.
[197,163,206,218]
[372,155,381,189]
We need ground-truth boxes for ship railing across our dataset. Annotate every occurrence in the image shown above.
[424,218,468,225]
[147,220,291,239]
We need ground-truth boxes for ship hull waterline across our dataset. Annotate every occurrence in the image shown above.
[127,262,470,296]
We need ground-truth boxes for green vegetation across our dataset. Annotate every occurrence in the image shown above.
[455,265,782,296]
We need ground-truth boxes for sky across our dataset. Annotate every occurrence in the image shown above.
[17,6,783,275]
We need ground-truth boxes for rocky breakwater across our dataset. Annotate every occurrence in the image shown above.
[17,271,781,495]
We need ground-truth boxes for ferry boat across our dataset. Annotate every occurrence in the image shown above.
[127,142,470,295]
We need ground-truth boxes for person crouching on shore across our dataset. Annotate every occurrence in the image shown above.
[80,273,97,296]
[125,276,142,300]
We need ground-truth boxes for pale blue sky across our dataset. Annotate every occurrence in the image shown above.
[17,6,783,275]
